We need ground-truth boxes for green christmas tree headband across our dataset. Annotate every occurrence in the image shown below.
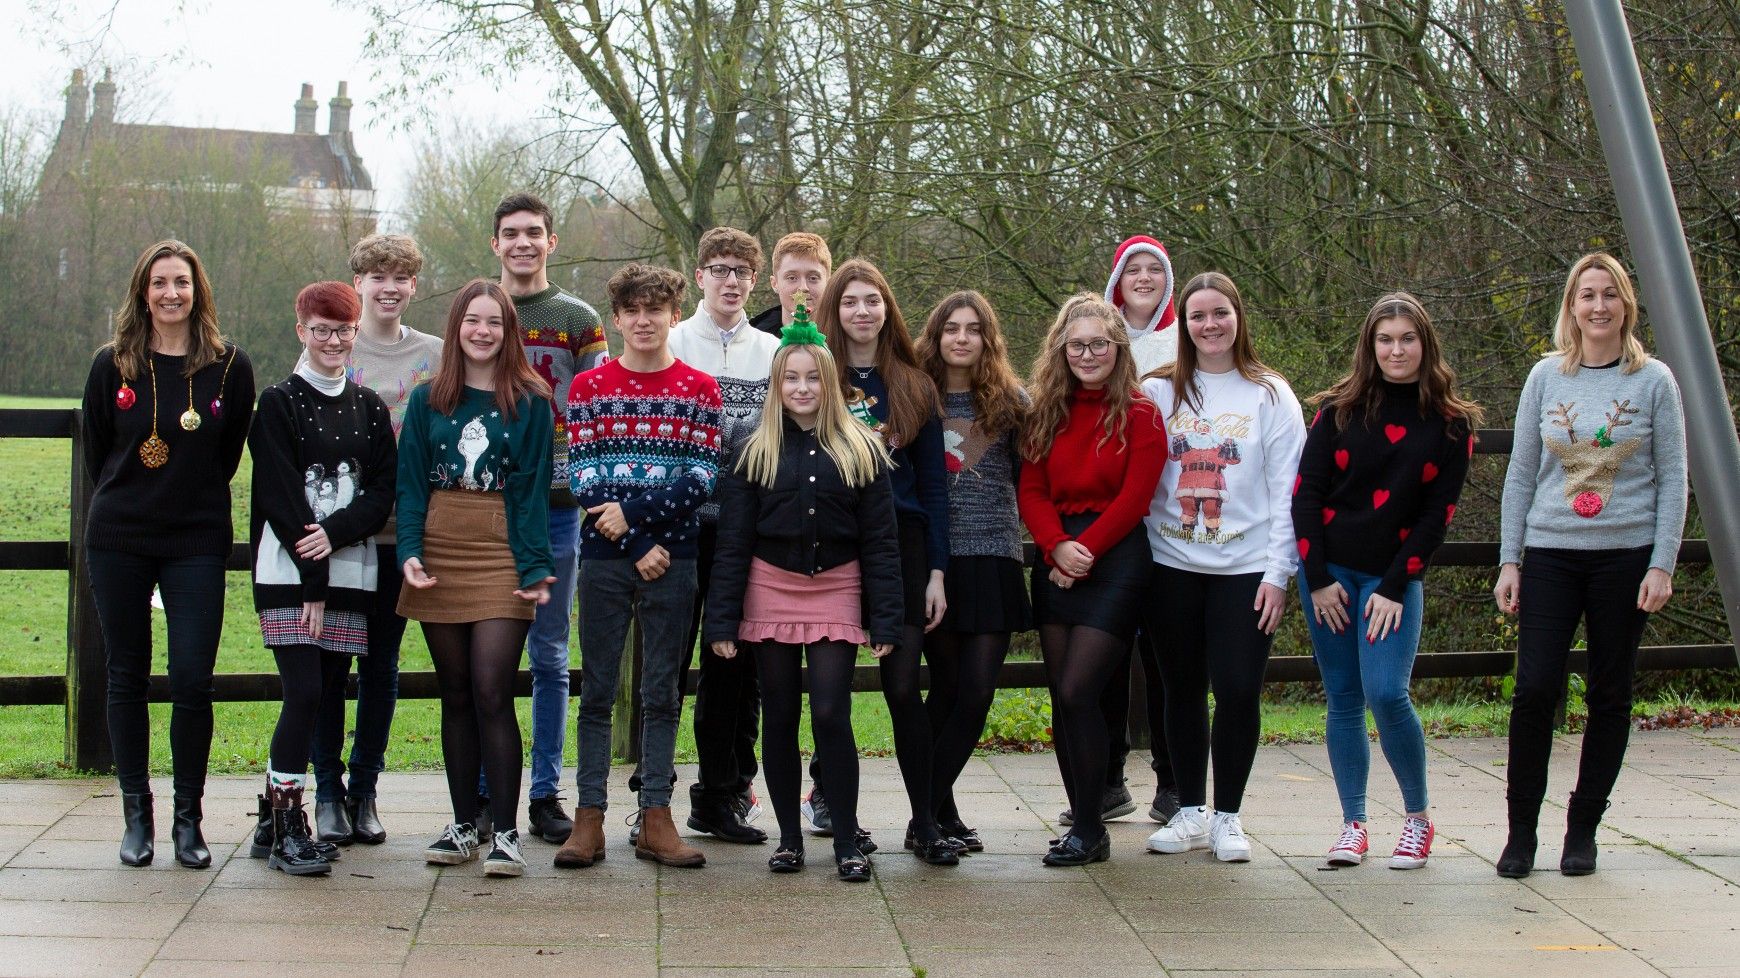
[779,290,827,348]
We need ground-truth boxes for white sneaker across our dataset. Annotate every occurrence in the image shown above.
[1146,805,1210,853]
[483,829,525,877]
[1209,811,1252,862]
[424,822,482,865]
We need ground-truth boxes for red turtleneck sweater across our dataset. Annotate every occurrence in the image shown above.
[1019,388,1168,574]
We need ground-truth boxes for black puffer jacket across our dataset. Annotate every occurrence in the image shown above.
[704,417,902,646]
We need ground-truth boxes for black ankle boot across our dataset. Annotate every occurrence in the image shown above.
[1496,797,1540,879]
[172,795,210,868]
[251,793,273,858]
[119,793,154,866]
[269,792,332,877]
[1561,795,1609,876]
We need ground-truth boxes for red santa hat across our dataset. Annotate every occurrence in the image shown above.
[1103,235,1176,337]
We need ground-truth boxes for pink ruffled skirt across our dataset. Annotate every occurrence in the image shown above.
[740,557,868,646]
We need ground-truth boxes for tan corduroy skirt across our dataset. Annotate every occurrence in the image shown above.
[397,489,536,624]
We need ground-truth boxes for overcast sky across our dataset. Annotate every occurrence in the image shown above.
[1,0,550,226]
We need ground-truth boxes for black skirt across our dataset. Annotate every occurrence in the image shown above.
[1031,511,1151,640]
[939,555,1033,634]
[897,514,929,628]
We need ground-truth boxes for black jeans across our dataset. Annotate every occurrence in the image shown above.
[1147,565,1274,813]
[685,524,761,803]
[85,548,227,797]
[313,543,406,802]
[1507,546,1652,813]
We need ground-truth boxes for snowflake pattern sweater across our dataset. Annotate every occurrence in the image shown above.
[567,357,724,562]
[1290,380,1474,601]
[514,284,608,506]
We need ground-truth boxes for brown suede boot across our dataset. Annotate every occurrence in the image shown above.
[553,806,607,868]
[634,806,706,867]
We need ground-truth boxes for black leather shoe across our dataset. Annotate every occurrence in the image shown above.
[347,797,387,845]
[913,836,961,866]
[119,793,154,867]
[939,818,983,853]
[906,821,968,856]
[315,800,355,846]
[686,796,767,844]
[172,796,211,869]
[1042,830,1110,867]
[528,795,575,844]
[768,846,804,873]
[253,794,340,861]
[835,847,872,881]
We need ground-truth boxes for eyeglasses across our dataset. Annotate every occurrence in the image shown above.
[305,324,358,341]
[701,264,755,281]
[1065,338,1112,358]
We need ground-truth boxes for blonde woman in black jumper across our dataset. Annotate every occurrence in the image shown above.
[80,239,255,868]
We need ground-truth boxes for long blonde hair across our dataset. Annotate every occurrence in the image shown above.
[736,343,892,488]
[108,240,226,380]
[1554,252,1650,375]
[1021,293,1141,459]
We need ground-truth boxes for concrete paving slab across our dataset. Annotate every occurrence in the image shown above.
[0,934,162,978]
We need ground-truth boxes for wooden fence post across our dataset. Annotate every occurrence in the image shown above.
[611,606,644,764]
[64,410,112,773]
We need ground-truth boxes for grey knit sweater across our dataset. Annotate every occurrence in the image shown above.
[1499,354,1687,571]
[941,391,1024,562]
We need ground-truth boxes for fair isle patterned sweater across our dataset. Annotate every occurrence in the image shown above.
[567,357,724,561]
[514,284,609,506]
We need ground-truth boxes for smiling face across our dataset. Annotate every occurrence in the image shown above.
[298,315,356,375]
[780,347,822,426]
[354,268,417,325]
[459,294,506,369]
[940,305,985,371]
[146,256,195,331]
[695,254,755,323]
[1063,316,1116,388]
[1119,254,1167,321]
[491,209,555,282]
[774,255,828,323]
[1572,266,1624,352]
[837,278,886,351]
[1184,287,1239,368]
[612,298,677,356]
[1373,315,1423,384]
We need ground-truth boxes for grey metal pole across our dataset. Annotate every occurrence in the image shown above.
[1564,1,1740,662]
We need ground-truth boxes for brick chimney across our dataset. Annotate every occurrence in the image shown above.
[294,83,318,134]
[91,69,116,128]
[328,81,352,135]
[61,69,88,136]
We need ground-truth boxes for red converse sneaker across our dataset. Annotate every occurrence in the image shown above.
[1390,815,1434,870]
[1327,820,1368,866]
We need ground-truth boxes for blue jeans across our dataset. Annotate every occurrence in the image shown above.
[1300,563,1428,822]
[575,557,696,811]
[313,543,406,802]
[480,507,578,803]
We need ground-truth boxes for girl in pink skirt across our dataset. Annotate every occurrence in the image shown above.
[704,313,902,881]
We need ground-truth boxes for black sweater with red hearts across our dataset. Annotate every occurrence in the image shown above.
[1291,380,1474,601]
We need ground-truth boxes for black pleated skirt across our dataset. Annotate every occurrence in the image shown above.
[939,555,1033,634]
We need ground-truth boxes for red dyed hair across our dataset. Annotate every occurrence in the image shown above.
[295,281,362,324]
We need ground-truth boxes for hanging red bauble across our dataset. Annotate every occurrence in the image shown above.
[210,397,224,419]
[115,384,136,410]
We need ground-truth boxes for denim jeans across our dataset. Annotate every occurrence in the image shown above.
[85,548,227,798]
[312,543,406,802]
[480,506,578,803]
[575,556,696,811]
[1300,563,1428,822]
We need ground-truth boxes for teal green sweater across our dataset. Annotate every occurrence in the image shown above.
[396,384,555,587]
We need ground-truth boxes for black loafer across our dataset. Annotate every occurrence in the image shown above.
[913,837,961,866]
[687,797,768,844]
[1043,831,1110,867]
[940,819,983,853]
[836,847,872,882]
[768,847,804,873]
[854,827,878,855]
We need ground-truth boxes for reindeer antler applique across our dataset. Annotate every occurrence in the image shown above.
[1593,399,1639,448]
[1547,402,1579,444]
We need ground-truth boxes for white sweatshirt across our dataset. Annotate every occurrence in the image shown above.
[1142,369,1307,588]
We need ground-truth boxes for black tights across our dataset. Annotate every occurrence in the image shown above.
[269,645,350,775]
[1040,623,1131,843]
[924,631,1010,824]
[882,623,942,843]
[424,619,530,833]
[756,640,862,857]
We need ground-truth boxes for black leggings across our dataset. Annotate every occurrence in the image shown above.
[924,631,1010,823]
[424,619,531,833]
[270,645,350,775]
[756,640,861,857]
[1104,629,1173,790]
[1507,546,1652,817]
[1040,623,1130,842]
[1149,566,1274,813]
